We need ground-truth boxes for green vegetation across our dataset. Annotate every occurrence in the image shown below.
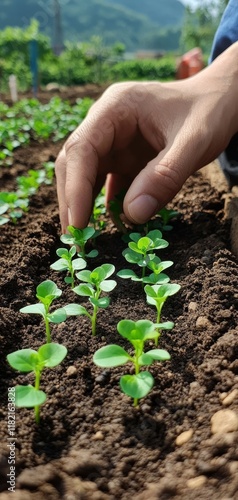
[20,280,68,343]
[60,226,99,260]
[64,264,117,336]
[145,283,181,344]
[7,343,67,423]
[0,97,93,224]
[117,230,169,283]
[93,319,171,406]
[50,247,87,288]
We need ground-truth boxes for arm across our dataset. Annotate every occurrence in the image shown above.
[55,41,238,232]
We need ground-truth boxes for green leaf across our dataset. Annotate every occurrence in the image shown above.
[38,343,67,367]
[36,280,62,302]
[72,258,87,271]
[47,307,67,323]
[50,258,69,271]
[86,249,98,258]
[56,247,70,258]
[145,349,171,361]
[73,284,94,297]
[100,279,117,292]
[93,345,130,367]
[117,319,158,341]
[15,385,46,408]
[64,303,89,316]
[75,270,91,282]
[142,273,170,285]
[117,269,138,280]
[69,246,77,257]
[129,232,141,243]
[20,303,45,317]
[90,296,110,308]
[147,229,163,240]
[100,263,115,279]
[122,248,141,264]
[144,285,157,298]
[138,353,154,366]
[120,372,154,399]
[7,349,38,372]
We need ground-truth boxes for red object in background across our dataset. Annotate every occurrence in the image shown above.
[176,48,204,79]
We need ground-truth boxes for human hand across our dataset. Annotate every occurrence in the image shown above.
[55,42,238,232]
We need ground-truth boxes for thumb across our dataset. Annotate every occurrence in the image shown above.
[123,147,195,224]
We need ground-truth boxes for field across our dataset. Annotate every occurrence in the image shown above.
[0,88,238,500]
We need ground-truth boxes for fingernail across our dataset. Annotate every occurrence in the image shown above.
[127,195,159,223]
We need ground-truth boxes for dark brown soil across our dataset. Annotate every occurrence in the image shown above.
[0,100,238,500]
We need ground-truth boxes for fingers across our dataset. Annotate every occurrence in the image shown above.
[55,147,68,232]
[55,110,115,231]
[123,137,198,224]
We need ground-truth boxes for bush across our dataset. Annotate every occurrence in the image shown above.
[106,57,176,82]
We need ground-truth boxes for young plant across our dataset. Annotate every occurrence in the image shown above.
[60,225,98,260]
[20,280,67,343]
[50,246,86,288]
[7,343,67,424]
[0,202,9,225]
[117,230,169,282]
[108,190,127,233]
[64,264,116,336]
[156,208,179,231]
[0,191,29,223]
[145,283,181,345]
[93,319,171,407]
[90,188,106,233]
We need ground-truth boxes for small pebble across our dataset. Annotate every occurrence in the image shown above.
[222,389,238,406]
[66,366,77,377]
[176,429,193,446]
[211,409,238,434]
[187,476,207,489]
[92,431,104,441]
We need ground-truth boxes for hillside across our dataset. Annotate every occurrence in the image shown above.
[0,0,185,50]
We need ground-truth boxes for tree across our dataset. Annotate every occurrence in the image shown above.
[180,0,228,55]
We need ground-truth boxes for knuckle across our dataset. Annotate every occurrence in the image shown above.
[153,157,183,193]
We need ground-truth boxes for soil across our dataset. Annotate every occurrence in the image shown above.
[0,90,238,500]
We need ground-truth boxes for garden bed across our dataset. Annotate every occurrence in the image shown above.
[0,108,238,500]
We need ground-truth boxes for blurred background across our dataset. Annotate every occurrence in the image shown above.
[0,0,228,94]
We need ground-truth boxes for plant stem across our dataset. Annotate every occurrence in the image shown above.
[45,317,51,343]
[133,346,140,407]
[91,305,98,336]
[34,369,41,424]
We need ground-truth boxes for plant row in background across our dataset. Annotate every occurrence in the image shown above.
[0,96,93,224]
[0,96,93,166]
[7,209,181,421]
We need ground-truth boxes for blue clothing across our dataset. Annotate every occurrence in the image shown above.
[210,0,238,61]
[210,0,238,186]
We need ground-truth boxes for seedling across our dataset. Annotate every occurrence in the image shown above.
[0,191,29,223]
[20,280,67,343]
[145,283,181,345]
[90,189,106,233]
[50,246,87,288]
[93,319,171,406]
[7,343,67,424]
[157,208,179,231]
[64,264,117,335]
[117,230,169,282]
[61,225,98,260]
[108,190,127,233]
